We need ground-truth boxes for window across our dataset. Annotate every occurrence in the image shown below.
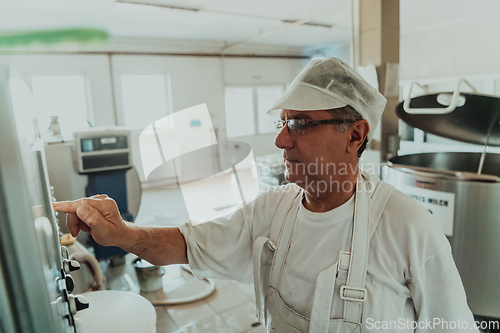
[225,85,284,137]
[10,75,92,142]
[120,74,172,130]
[10,79,37,143]
[224,87,255,137]
[257,86,284,134]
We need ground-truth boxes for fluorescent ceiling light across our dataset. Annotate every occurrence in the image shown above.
[115,2,161,13]
[114,0,333,32]
[115,1,199,13]
[282,20,332,29]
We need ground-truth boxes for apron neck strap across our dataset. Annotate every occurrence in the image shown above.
[342,172,370,324]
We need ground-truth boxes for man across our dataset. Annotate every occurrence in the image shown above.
[54,58,477,332]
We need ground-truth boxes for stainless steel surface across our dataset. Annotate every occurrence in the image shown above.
[0,67,100,333]
[403,79,477,115]
[382,152,500,318]
[387,152,500,177]
[34,141,64,273]
[0,66,66,333]
[133,258,165,292]
[0,263,17,333]
[396,92,500,146]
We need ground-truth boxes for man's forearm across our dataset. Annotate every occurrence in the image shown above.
[119,222,188,266]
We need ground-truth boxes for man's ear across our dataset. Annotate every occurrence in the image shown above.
[347,120,369,154]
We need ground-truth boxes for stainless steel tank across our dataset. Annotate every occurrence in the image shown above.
[382,85,500,319]
[382,152,500,318]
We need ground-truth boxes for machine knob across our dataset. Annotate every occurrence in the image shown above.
[55,277,67,295]
[61,246,70,260]
[63,259,80,274]
[65,275,75,294]
[68,295,89,315]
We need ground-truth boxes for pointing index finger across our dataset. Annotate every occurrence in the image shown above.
[53,200,80,213]
[53,197,117,219]
[53,198,94,213]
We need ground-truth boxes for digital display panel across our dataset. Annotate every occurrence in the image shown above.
[81,136,128,153]
[100,137,117,145]
[81,139,94,152]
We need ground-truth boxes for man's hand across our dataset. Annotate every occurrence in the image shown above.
[53,194,128,248]
[54,194,188,266]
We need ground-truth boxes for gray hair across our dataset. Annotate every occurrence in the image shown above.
[327,105,368,158]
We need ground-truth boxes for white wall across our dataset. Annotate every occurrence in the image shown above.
[1,53,305,184]
[222,57,305,158]
[1,54,116,126]
[397,1,500,156]
[112,55,226,184]
[400,0,500,81]
[111,55,304,183]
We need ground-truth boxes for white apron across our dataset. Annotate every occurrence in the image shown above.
[253,173,394,333]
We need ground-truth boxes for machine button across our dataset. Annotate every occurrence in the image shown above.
[63,259,81,274]
[55,277,67,295]
[68,295,89,315]
[65,275,75,294]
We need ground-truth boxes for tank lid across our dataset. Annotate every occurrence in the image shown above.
[396,92,500,146]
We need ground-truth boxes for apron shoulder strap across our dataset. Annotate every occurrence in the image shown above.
[253,185,302,323]
[369,178,395,241]
[269,186,302,244]
[342,174,394,326]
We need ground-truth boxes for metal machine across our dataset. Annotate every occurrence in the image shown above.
[0,68,156,333]
[0,68,88,333]
[382,80,500,327]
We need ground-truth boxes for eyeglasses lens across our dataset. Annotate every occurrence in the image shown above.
[274,119,307,136]
[288,119,307,136]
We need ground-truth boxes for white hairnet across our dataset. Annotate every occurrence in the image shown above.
[267,57,387,141]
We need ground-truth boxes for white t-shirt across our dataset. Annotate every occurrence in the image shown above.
[282,192,355,318]
[179,173,478,332]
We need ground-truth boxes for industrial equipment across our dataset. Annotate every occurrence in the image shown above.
[0,68,155,333]
[0,68,89,333]
[382,80,500,328]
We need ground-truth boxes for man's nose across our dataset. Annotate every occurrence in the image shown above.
[274,125,294,150]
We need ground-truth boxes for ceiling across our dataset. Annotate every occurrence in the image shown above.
[0,0,483,52]
[0,0,352,50]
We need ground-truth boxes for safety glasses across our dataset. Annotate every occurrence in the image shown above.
[274,118,356,136]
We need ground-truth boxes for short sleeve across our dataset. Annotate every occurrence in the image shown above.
[178,185,299,283]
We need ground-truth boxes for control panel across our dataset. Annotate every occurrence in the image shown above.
[73,129,132,173]
[34,140,90,333]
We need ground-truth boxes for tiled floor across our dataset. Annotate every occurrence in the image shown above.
[164,279,264,333]
[105,168,268,333]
